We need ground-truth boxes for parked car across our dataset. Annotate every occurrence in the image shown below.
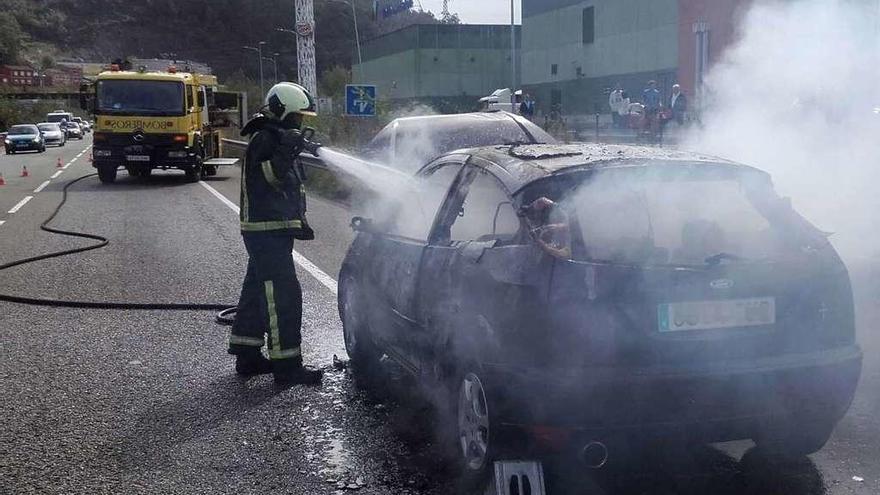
[37,123,67,147]
[63,121,84,140]
[339,143,862,480]
[363,112,556,172]
[4,124,46,154]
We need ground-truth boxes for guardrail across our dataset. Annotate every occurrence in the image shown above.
[221,138,325,169]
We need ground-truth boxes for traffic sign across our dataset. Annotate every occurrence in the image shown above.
[345,84,377,117]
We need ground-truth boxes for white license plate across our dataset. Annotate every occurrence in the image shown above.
[658,297,775,332]
[126,155,150,162]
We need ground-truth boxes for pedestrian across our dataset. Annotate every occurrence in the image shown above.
[229,82,323,386]
[642,80,662,134]
[670,84,688,125]
[609,85,625,128]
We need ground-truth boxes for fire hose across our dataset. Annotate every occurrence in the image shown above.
[0,129,323,326]
[0,172,237,325]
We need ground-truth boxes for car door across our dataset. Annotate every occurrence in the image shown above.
[414,160,535,366]
[363,156,468,368]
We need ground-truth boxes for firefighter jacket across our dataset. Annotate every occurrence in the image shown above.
[239,116,315,240]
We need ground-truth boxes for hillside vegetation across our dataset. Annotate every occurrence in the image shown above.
[1,0,453,80]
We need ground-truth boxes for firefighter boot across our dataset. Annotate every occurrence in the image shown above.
[235,351,273,376]
[273,358,323,386]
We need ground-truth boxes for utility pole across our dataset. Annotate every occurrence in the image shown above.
[351,0,363,82]
[294,0,318,97]
[242,42,267,95]
[510,0,517,93]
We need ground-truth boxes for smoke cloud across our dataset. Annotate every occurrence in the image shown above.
[686,0,880,263]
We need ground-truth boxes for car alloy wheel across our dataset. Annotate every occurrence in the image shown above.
[458,372,491,472]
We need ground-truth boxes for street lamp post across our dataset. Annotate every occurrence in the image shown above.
[243,41,268,95]
[263,53,280,83]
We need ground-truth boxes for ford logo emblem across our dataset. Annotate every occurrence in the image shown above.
[710,279,734,290]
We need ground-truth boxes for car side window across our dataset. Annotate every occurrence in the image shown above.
[384,162,462,241]
[449,168,521,243]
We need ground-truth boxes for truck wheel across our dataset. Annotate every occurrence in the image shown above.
[185,149,204,183]
[98,164,118,184]
[204,164,218,177]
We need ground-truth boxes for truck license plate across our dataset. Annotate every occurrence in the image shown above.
[658,297,775,332]
[126,155,150,162]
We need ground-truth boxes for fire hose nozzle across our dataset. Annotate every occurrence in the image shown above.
[300,127,322,156]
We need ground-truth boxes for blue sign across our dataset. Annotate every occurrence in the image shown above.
[345,84,377,117]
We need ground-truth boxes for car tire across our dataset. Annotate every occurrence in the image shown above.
[453,368,498,488]
[753,416,835,461]
[339,273,382,372]
[98,164,118,184]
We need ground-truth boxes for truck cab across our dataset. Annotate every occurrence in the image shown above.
[85,65,245,183]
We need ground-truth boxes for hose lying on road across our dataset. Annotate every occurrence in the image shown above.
[0,173,237,325]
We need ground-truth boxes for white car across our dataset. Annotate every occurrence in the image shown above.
[37,123,67,147]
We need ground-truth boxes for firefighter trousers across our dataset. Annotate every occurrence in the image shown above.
[228,233,303,363]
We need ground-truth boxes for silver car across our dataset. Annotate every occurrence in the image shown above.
[37,123,66,147]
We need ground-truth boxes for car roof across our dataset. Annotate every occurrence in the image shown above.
[455,144,766,193]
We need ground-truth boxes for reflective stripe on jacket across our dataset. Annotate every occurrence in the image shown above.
[239,121,314,240]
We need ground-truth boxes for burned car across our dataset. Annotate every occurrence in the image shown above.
[339,144,862,479]
[363,111,555,172]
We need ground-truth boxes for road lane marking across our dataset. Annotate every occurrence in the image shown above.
[34,181,50,193]
[8,196,33,214]
[198,181,339,295]
[51,171,63,179]
[0,221,5,227]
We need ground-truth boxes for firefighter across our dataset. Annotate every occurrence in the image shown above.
[229,82,323,386]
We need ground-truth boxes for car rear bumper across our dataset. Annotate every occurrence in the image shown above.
[485,345,862,441]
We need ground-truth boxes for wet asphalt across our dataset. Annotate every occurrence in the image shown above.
[0,139,877,494]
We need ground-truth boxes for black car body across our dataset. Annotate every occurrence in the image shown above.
[339,144,862,475]
[363,111,555,172]
[4,125,46,154]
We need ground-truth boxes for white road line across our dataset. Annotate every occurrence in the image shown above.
[8,196,33,214]
[50,171,63,179]
[34,181,51,193]
[198,181,339,295]
[0,221,5,227]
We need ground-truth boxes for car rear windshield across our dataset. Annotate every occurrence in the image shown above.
[46,114,70,123]
[521,165,792,266]
[96,79,185,116]
[9,125,37,135]
[37,124,59,132]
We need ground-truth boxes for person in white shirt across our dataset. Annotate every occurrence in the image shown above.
[609,85,625,128]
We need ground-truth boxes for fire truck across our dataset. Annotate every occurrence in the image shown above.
[82,64,246,183]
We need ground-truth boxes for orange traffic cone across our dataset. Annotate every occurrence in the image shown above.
[57,157,64,168]
[20,165,29,177]
[0,173,6,186]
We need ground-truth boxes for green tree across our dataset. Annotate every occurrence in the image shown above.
[0,13,24,64]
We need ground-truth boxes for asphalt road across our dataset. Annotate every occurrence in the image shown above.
[0,139,877,495]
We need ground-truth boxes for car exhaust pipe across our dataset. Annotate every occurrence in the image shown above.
[579,441,609,469]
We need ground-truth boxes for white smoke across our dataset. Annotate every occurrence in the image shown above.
[686,0,880,262]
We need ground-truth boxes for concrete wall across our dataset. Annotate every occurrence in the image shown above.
[355,24,520,105]
[522,0,679,85]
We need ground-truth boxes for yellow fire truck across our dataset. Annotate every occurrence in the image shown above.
[83,65,246,183]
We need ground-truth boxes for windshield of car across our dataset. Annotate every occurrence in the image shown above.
[368,117,553,171]
[37,124,59,132]
[521,166,789,266]
[9,125,38,135]
[96,79,185,116]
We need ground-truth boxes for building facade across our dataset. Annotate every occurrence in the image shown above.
[521,0,750,118]
[354,24,520,111]
[0,66,37,87]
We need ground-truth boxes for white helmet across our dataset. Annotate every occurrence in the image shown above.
[265,82,317,120]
